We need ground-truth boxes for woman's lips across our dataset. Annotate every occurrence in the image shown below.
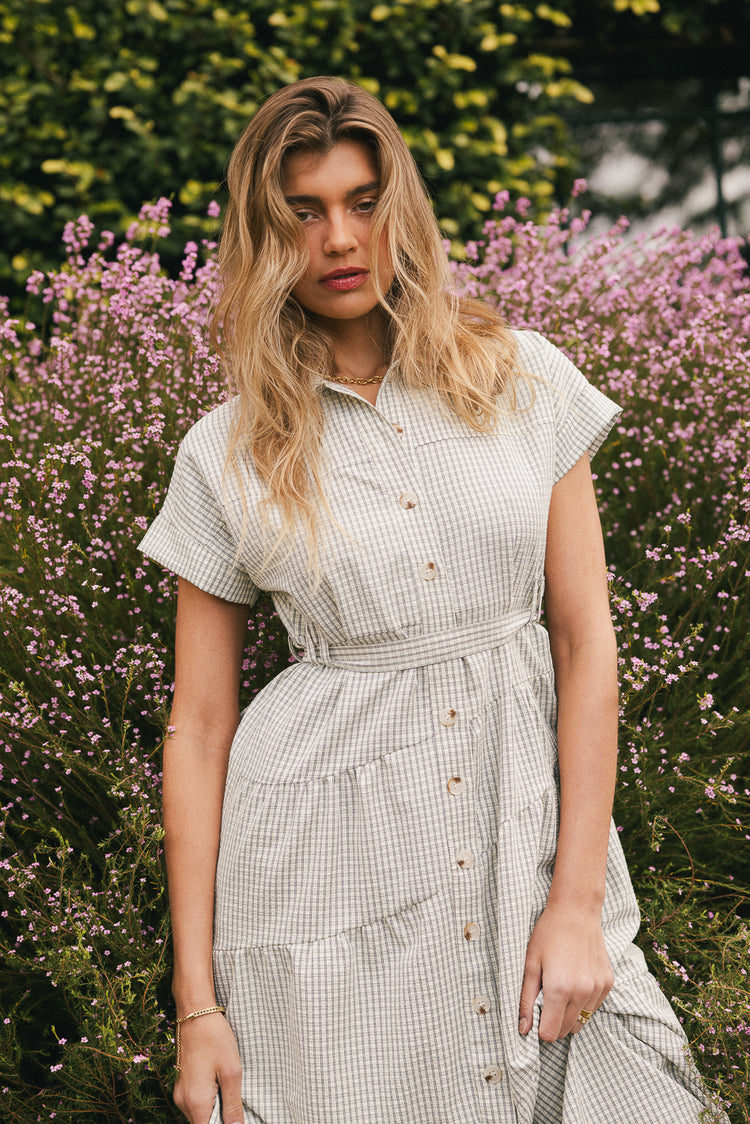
[320,270,369,291]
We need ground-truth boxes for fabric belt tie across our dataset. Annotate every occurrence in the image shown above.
[294,607,540,673]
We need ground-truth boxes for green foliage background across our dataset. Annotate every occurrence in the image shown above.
[3,0,748,306]
[1,0,586,296]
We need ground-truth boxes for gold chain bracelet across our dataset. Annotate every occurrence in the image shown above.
[175,1005,226,1071]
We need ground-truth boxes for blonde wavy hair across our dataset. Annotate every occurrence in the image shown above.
[211,75,524,567]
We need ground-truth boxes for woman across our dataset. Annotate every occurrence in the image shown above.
[140,77,721,1124]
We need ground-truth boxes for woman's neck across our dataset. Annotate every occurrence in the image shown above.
[321,308,391,404]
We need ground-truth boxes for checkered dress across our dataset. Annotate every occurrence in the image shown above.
[140,331,721,1124]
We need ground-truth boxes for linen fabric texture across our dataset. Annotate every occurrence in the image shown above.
[140,331,722,1124]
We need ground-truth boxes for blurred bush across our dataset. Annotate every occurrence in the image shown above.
[4,0,749,306]
[1,0,595,303]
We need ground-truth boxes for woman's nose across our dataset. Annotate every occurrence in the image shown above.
[323,210,358,255]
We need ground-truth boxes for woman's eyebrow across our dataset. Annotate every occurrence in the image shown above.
[284,180,380,206]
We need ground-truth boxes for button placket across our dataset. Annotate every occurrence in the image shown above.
[433,667,480,953]
[436,676,501,1098]
[426,626,503,1105]
[461,874,502,1091]
[359,399,454,636]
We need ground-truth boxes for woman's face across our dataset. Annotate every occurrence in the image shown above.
[282,140,393,331]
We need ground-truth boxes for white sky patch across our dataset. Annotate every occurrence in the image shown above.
[589,148,670,203]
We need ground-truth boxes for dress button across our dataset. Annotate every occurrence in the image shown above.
[446,776,466,796]
[472,995,491,1016]
[422,562,437,580]
[456,849,475,869]
[399,492,418,509]
[391,423,404,434]
[482,1065,503,1085]
[439,707,456,727]
[463,921,480,941]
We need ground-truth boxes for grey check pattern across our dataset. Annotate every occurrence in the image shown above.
[140,331,723,1123]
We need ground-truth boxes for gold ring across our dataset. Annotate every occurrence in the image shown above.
[576,1008,593,1026]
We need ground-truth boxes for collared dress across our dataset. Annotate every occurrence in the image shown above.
[139,331,720,1124]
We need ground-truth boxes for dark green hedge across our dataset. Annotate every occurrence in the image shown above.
[4,0,748,306]
[0,0,595,302]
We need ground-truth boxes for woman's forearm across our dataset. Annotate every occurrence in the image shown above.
[519,455,619,1040]
[163,721,237,1015]
[547,627,619,913]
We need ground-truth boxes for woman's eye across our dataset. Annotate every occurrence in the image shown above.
[355,198,378,214]
[293,209,316,223]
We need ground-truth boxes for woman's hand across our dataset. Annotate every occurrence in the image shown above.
[173,1012,244,1124]
[518,902,614,1041]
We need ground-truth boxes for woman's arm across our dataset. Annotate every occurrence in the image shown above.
[166,577,250,1124]
[518,452,618,1042]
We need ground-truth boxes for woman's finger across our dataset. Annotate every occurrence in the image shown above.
[538,982,576,1042]
[219,1060,244,1124]
[518,955,542,1036]
[173,1077,216,1124]
[570,963,615,1035]
[569,990,598,1035]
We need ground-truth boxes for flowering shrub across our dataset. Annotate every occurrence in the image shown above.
[1,196,748,1120]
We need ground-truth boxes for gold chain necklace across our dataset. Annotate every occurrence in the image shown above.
[328,372,385,385]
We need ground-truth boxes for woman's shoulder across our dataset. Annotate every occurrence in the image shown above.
[512,329,576,384]
[166,397,241,499]
[508,329,622,478]
[509,329,605,413]
[174,396,267,507]
[176,397,237,467]
[179,396,237,458]
[491,329,563,419]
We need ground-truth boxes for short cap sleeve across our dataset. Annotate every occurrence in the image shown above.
[517,331,622,483]
[139,418,259,606]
